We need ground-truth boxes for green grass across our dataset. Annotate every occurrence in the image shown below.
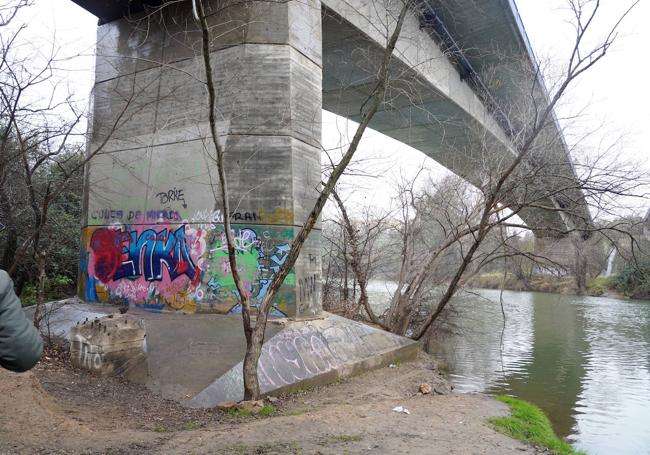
[181,420,201,431]
[586,276,616,296]
[151,424,169,433]
[490,396,586,455]
[259,404,275,417]
[226,407,253,418]
[318,434,363,446]
[290,383,318,395]
[222,442,299,454]
[225,404,275,418]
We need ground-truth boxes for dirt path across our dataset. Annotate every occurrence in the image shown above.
[0,351,537,454]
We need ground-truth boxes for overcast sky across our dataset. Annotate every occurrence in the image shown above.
[14,0,650,214]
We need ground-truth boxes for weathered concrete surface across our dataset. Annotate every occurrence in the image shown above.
[188,313,418,407]
[79,0,323,318]
[69,314,147,379]
[24,299,113,338]
[142,313,283,400]
[29,301,283,399]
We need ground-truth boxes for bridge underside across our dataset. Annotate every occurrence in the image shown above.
[320,5,574,234]
[73,0,588,317]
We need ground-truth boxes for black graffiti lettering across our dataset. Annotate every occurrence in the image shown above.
[299,274,319,301]
[230,211,259,222]
[156,187,187,208]
[90,209,125,220]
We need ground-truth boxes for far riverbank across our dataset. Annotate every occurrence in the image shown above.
[467,272,646,300]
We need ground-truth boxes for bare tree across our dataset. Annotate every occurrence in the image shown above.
[330,187,391,326]
[411,0,642,339]
[0,0,145,326]
[324,0,647,341]
[193,0,412,399]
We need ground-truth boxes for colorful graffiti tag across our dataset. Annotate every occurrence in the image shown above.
[80,221,296,316]
[200,228,293,317]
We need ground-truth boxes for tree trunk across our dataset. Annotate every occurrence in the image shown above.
[0,190,18,271]
[574,236,587,295]
[242,333,262,400]
[33,250,47,330]
[195,0,411,400]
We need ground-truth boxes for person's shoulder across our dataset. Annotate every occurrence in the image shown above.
[0,270,14,308]
[0,270,10,295]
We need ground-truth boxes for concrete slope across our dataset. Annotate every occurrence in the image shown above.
[188,313,418,407]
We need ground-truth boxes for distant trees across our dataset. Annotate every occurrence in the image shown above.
[0,0,136,323]
[323,191,391,325]
[324,0,646,340]
[0,0,85,301]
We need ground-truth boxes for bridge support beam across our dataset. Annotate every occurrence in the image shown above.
[79,0,323,319]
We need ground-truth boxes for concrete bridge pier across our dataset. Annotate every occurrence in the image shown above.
[79,0,323,319]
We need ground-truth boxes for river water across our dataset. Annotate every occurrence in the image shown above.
[367,282,650,455]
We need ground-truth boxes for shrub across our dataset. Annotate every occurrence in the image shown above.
[20,275,75,306]
[586,276,616,296]
[615,262,650,299]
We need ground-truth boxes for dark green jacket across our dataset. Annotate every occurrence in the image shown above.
[0,270,43,372]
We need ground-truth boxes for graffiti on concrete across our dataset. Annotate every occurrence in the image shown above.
[258,331,333,388]
[201,227,294,317]
[191,209,224,230]
[90,207,294,226]
[90,208,182,223]
[298,273,319,302]
[189,316,413,406]
[73,334,103,371]
[191,209,261,225]
[90,225,199,282]
[80,221,298,315]
[81,220,206,311]
[257,321,398,389]
[156,187,187,208]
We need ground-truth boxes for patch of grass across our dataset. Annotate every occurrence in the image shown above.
[225,444,248,454]
[221,442,299,454]
[490,396,586,455]
[226,407,253,418]
[181,420,201,431]
[152,424,169,433]
[291,383,318,395]
[318,434,363,446]
[259,404,275,417]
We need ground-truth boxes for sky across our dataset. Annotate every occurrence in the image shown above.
[10,0,650,216]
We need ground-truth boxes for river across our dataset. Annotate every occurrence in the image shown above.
[366,282,650,455]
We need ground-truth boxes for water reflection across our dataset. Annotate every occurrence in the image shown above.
[413,287,650,455]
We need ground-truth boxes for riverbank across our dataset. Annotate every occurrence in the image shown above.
[491,396,585,455]
[468,272,636,299]
[0,348,540,454]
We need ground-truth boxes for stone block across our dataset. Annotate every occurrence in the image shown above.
[69,314,147,378]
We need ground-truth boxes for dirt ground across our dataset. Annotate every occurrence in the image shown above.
[0,346,538,455]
